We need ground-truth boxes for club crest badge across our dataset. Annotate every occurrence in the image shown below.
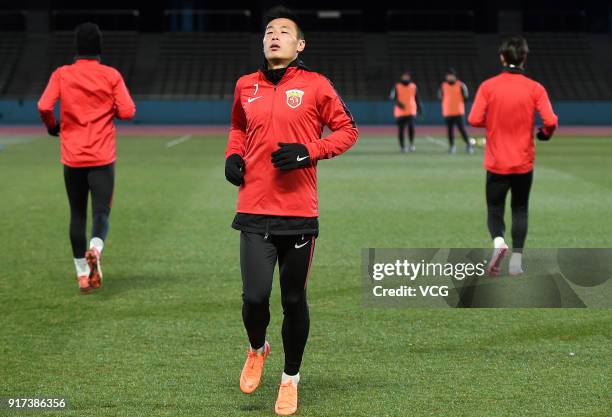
[286,89,304,109]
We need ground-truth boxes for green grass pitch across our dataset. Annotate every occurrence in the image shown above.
[1,133,611,416]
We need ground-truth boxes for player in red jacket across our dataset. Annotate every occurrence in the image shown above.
[37,23,135,293]
[468,36,558,276]
[224,7,358,415]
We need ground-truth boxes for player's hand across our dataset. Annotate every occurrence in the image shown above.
[271,142,311,171]
[48,123,60,137]
[536,128,551,141]
[396,101,405,110]
[225,153,245,186]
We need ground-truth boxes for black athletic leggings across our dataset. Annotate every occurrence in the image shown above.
[396,116,415,149]
[63,163,115,258]
[240,231,316,375]
[445,116,469,146]
[486,170,533,252]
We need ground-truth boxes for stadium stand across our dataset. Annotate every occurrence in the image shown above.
[150,32,251,98]
[299,32,368,99]
[0,33,25,95]
[525,32,611,100]
[386,31,480,99]
[1,30,610,101]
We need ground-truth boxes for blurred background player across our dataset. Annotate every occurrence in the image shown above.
[224,6,357,415]
[438,68,474,154]
[468,36,558,276]
[390,70,423,152]
[37,22,136,293]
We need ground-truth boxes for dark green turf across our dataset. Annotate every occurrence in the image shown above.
[1,134,610,416]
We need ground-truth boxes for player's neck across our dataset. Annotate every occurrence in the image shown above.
[75,55,101,62]
[267,56,298,70]
[503,62,525,70]
[503,63,525,74]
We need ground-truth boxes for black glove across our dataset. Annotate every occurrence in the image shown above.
[271,142,311,171]
[225,153,245,186]
[396,101,405,110]
[48,123,60,137]
[536,128,551,141]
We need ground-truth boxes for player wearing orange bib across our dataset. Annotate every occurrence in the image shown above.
[390,71,423,152]
[438,68,473,154]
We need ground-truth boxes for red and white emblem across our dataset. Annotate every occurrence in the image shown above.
[285,89,304,109]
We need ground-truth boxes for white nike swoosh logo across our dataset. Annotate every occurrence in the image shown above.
[295,241,309,249]
[247,96,263,103]
[296,155,309,161]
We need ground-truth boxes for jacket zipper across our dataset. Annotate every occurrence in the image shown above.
[262,71,289,242]
[269,83,277,139]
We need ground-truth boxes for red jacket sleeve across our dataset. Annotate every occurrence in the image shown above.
[225,79,247,158]
[467,82,487,127]
[112,71,136,120]
[305,76,358,161]
[534,83,558,136]
[37,69,61,130]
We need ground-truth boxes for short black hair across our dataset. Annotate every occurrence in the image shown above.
[264,6,304,40]
[75,22,102,56]
[499,36,529,66]
[446,67,457,76]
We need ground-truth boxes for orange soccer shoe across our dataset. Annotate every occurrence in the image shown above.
[239,341,270,394]
[77,275,93,293]
[85,248,102,289]
[275,379,298,416]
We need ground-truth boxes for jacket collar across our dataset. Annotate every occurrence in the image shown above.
[74,55,101,63]
[260,58,309,85]
[502,64,525,74]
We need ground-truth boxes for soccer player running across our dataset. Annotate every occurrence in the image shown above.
[224,6,358,415]
[468,36,558,275]
[438,68,474,154]
[37,23,135,293]
[390,70,423,152]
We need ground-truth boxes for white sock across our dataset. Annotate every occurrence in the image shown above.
[90,237,104,253]
[493,236,506,249]
[509,252,523,273]
[74,258,89,277]
[281,372,300,385]
[249,342,266,354]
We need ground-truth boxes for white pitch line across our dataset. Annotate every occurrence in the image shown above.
[425,135,447,148]
[0,136,42,146]
[165,134,192,148]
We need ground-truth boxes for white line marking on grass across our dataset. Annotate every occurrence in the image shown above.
[425,136,447,148]
[0,136,42,146]
[166,134,192,148]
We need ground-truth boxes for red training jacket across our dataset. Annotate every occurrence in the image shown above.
[468,70,558,174]
[225,64,358,217]
[38,59,136,168]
